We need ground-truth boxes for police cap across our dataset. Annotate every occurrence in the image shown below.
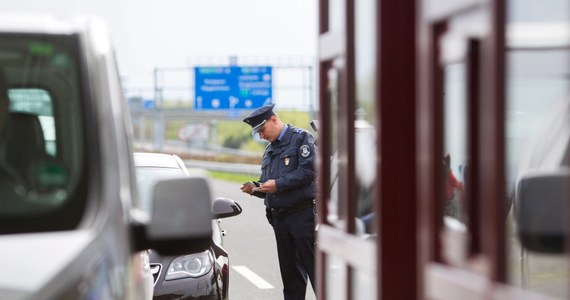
[243,104,276,135]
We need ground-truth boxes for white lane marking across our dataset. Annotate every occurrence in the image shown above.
[232,266,275,289]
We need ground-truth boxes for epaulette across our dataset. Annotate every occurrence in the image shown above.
[292,128,304,134]
[293,128,314,140]
[290,127,308,146]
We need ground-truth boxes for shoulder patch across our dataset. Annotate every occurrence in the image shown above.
[300,145,311,157]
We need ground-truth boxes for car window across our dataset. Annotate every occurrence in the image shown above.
[8,88,57,156]
[0,34,88,234]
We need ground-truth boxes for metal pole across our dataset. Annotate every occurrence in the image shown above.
[153,67,160,108]
[308,64,316,122]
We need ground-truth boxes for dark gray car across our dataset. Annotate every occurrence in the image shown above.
[134,152,242,300]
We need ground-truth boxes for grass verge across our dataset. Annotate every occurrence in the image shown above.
[208,170,259,184]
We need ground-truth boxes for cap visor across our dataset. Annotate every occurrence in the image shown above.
[251,120,267,135]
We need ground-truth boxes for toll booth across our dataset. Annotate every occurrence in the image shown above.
[317,0,570,299]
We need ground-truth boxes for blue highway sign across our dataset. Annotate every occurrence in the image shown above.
[194,66,273,110]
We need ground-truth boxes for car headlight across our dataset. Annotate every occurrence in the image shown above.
[165,250,213,280]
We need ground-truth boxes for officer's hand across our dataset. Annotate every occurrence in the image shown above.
[258,180,277,194]
[240,181,255,194]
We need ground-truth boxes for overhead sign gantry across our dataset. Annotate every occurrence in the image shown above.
[194,66,273,110]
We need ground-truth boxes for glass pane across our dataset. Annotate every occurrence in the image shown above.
[506,0,570,298]
[326,67,342,228]
[325,254,347,300]
[0,34,87,233]
[506,51,570,300]
[329,0,345,33]
[437,10,489,266]
[438,10,488,238]
[442,62,467,223]
[354,0,377,237]
[439,27,472,230]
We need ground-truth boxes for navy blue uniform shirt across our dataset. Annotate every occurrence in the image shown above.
[253,125,317,208]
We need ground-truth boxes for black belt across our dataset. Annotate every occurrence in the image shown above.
[270,200,314,219]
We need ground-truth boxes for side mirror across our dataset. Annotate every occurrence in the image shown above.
[133,176,213,256]
[213,197,242,219]
[310,120,319,132]
[516,169,569,253]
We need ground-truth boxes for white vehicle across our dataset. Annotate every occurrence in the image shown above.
[0,14,213,300]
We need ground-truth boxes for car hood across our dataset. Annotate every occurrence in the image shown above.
[0,230,93,299]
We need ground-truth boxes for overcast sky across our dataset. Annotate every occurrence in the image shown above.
[0,0,318,95]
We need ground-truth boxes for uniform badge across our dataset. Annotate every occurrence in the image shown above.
[284,157,290,166]
[300,145,310,157]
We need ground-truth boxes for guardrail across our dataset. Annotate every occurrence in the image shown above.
[184,159,261,176]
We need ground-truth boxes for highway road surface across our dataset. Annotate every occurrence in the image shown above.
[209,177,317,300]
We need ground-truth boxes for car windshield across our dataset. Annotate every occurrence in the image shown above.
[0,33,87,234]
[135,167,185,214]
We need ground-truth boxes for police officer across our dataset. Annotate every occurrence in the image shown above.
[240,104,317,300]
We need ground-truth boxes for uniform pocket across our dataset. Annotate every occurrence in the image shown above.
[260,157,271,181]
[279,148,298,171]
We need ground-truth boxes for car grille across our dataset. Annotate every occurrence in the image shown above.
[150,263,162,285]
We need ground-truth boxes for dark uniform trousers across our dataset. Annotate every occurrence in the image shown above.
[254,126,317,300]
[271,206,316,300]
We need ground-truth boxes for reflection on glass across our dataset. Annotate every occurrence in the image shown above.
[354,119,376,236]
[9,89,56,156]
[506,47,570,300]
[442,63,467,223]
[354,0,377,236]
[326,68,341,228]
[438,10,486,229]
[506,1,570,297]
[506,50,569,190]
